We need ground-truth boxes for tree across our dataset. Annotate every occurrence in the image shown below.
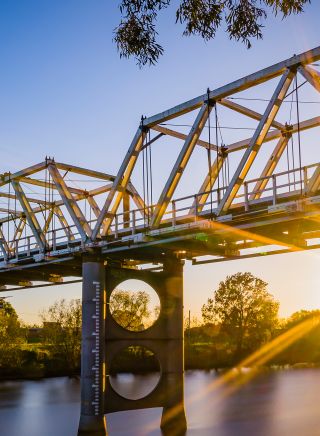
[40,299,81,372]
[114,0,310,66]
[284,309,320,329]
[109,289,154,331]
[202,272,279,356]
[0,300,25,369]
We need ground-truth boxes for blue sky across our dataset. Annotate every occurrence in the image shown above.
[0,1,320,323]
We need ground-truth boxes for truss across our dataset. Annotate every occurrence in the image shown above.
[1,46,320,288]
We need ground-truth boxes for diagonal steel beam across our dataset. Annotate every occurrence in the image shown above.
[227,116,320,153]
[298,65,320,93]
[127,181,148,216]
[19,176,84,196]
[219,98,285,130]
[54,206,75,240]
[189,154,225,214]
[306,165,320,194]
[55,162,115,181]
[43,208,54,235]
[9,218,26,250]
[0,162,46,187]
[249,134,291,200]
[92,127,147,239]
[48,163,92,241]
[87,195,101,219]
[11,180,47,251]
[151,125,217,151]
[0,227,10,259]
[150,103,212,227]
[216,69,295,215]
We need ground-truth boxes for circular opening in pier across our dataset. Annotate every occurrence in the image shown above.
[109,345,161,400]
[109,279,160,332]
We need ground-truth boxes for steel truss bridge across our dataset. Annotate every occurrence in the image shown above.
[1,46,320,434]
[0,47,320,287]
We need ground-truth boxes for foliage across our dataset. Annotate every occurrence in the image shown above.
[109,289,155,331]
[40,299,81,372]
[284,309,320,329]
[273,309,320,365]
[202,272,279,356]
[114,0,310,66]
[0,301,26,369]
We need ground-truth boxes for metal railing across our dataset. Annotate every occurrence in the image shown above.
[0,162,319,262]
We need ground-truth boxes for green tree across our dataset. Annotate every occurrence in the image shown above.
[0,300,25,369]
[40,299,81,372]
[110,289,153,331]
[202,272,279,356]
[114,0,310,66]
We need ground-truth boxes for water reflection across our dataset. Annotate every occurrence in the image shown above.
[1,370,320,435]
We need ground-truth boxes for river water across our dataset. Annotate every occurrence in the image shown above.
[1,369,320,436]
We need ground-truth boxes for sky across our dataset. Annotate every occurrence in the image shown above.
[0,0,320,324]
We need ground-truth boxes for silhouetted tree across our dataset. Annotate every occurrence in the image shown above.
[110,289,154,331]
[202,272,279,356]
[114,0,310,66]
[40,299,81,372]
[0,301,25,369]
[284,309,320,329]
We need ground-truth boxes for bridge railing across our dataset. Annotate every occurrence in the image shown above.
[0,162,319,262]
[110,162,319,235]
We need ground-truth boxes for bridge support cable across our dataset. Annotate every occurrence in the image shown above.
[11,180,47,252]
[295,74,303,194]
[216,69,296,216]
[150,103,212,228]
[78,257,107,435]
[48,163,92,241]
[92,127,147,239]
[206,89,214,216]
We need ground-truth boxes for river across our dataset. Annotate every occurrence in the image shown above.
[1,369,320,435]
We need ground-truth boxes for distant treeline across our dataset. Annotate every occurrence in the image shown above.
[1,272,320,379]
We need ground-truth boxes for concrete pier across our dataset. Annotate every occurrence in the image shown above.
[78,258,107,435]
[104,258,187,434]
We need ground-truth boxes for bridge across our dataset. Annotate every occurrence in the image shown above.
[1,46,320,434]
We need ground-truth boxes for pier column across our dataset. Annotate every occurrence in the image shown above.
[160,258,187,435]
[78,257,107,435]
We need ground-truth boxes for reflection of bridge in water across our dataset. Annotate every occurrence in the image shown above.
[1,46,320,434]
